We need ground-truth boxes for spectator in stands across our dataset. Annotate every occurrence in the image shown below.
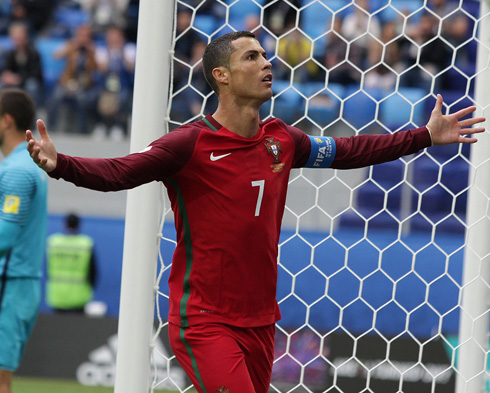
[244,14,275,55]
[0,22,43,107]
[400,12,451,90]
[341,0,381,70]
[323,16,362,85]
[277,21,320,82]
[46,24,99,134]
[263,0,301,37]
[443,13,475,68]
[77,0,130,40]
[45,213,97,313]
[172,39,218,121]
[365,21,402,91]
[428,0,457,19]
[123,0,138,43]
[173,8,205,90]
[171,8,207,120]
[93,24,135,140]
[3,0,56,35]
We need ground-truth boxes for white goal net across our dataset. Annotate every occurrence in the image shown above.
[146,0,490,392]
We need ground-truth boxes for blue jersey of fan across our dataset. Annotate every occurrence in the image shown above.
[0,142,48,278]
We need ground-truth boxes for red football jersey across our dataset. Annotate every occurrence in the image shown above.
[49,114,431,327]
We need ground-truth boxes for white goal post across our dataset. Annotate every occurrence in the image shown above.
[114,0,490,392]
[114,1,175,392]
[457,0,490,392]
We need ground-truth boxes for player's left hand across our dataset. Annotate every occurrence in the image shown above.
[427,94,485,145]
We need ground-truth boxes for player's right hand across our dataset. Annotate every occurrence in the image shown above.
[26,119,58,172]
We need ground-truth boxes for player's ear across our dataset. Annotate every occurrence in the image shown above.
[212,66,229,86]
[0,113,13,129]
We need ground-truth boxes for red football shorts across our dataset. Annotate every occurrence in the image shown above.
[168,322,275,393]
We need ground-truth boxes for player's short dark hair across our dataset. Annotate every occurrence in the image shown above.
[202,31,256,94]
[66,213,80,230]
[0,88,35,132]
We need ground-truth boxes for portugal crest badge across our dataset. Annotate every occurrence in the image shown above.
[264,137,282,164]
[264,137,285,173]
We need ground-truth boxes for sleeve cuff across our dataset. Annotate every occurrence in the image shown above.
[425,124,434,146]
[48,153,67,179]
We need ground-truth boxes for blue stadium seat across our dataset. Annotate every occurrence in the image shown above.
[0,35,12,51]
[380,87,427,129]
[343,85,380,130]
[35,37,66,94]
[445,67,473,94]
[301,82,343,126]
[270,80,302,123]
[461,0,481,18]
[371,160,405,184]
[47,7,91,37]
[300,2,333,40]
[313,0,352,13]
[193,14,217,35]
[377,0,424,23]
[54,7,90,30]
[227,0,263,20]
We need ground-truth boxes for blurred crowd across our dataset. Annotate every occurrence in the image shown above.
[172,0,477,123]
[0,0,138,140]
[0,0,478,138]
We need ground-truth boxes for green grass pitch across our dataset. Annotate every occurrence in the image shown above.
[13,377,198,393]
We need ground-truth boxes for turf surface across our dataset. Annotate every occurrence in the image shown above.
[13,376,197,393]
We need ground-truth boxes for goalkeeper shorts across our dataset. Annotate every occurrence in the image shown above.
[169,322,275,393]
[0,277,40,371]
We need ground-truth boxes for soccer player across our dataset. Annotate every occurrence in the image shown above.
[26,31,485,393]
[0,89,47,393]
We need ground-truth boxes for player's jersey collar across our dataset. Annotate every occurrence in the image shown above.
[203,114,220,132]
[202,113,269,141]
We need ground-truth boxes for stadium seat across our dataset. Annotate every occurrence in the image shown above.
[314,0,352,13]
[445,67,473,93]
[300,1,333,40]
[51,7,91,36]
[343,85,380,130]
[35,37,66,95]
[377,0,424,23]
[270,80,303,124]
[193,14,217,35]
[55,7,90,27]
[301,82,342,127]
[0,35,12,51]
[371,160,406,184]
[227,0,263,20]
[380,87,427,129]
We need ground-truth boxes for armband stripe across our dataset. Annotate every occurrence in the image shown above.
[305,136,336,168]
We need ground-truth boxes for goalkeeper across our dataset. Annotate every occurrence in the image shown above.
[26,31,485,393]
[0,89,47,393]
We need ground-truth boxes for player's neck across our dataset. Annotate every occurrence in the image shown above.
[213,103,260,139]
[0,131,24,157]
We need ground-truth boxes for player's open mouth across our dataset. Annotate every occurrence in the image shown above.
[262,74,273,84]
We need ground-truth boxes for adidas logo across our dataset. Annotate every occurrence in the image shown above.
[76,333,187,390]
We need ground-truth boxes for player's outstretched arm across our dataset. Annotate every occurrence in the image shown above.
[427,94,486,146]
[26,119,57,172]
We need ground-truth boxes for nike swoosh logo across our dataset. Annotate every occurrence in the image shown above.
[210,152,231,161]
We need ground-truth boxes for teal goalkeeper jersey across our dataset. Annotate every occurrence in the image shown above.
[0,142,48,278]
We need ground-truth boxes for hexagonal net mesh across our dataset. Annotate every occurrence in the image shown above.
[150,0,490,392]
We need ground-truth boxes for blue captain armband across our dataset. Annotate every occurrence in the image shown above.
[304,135,336,168]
